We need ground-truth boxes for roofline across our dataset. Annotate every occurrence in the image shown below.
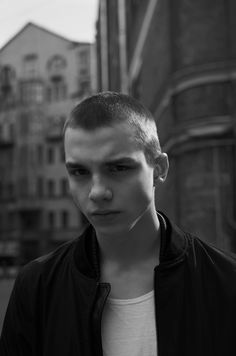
[0,21,92,53]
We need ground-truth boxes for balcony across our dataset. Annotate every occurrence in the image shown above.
[45,116,65,141]
[0,138,14,148]
[0,128,14,148]
[46,125,63,141]
[16,198,42,211]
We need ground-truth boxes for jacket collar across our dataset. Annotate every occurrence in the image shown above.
[73,212,187,279]
[73,224,100,280]
[158,211,188,265]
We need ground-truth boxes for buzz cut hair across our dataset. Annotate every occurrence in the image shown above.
[63,91,162,166]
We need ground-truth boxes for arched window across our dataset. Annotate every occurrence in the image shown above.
[47,55,66,74]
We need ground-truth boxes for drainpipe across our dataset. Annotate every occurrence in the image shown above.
[118,0,128,93]
[100,0,109,90]
[129,0,158,82]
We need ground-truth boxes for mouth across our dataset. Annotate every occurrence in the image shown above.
[91,210,120,216]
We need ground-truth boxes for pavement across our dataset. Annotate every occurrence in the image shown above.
[0,278,15,333]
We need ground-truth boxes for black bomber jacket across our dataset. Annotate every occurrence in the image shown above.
[1,212,236,356]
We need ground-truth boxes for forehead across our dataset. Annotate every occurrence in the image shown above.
[64,123,144,164]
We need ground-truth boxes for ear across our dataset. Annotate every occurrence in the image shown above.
[153,153,169,186]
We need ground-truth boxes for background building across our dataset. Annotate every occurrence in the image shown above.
[0,22,96,271]
[96,0,236,252]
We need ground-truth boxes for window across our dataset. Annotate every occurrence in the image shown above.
[34,82,44,102]
[20,81,44,104]
[19,177,28,197]
[0,213,7,232]
[79,51,88,66]
[60,146,65,162]
[61,178,68,195]
[47,147,55,164]
[23,53,38,78]
[37,144,43,164]
[46,115,65,139]
[47,55,66,73]
[0,65,15,104]
[30,147,35,165]
[8,211,15,228]
[48,179,55,196]
[1,66,14,85]
[9,123,14,140]
[19,114,29,136]
[48,211,55,229]
[7,182,14,199]
[0,122,14,142]
[47,55,67,102]
[37,177,44,197]
[19,144,28,165]
[80,68,89,76]
[78,80,90,96]
[47,77,67,102]
[61,210,69,228]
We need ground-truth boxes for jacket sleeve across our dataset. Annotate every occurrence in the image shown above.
[0,266,37,356]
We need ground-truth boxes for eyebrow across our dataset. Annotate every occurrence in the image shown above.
[65,162,85,169]
[65,157,138,169]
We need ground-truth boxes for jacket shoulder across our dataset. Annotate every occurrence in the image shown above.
[185,234,236,292]
[15,238,78,293]
[188,234,236,266]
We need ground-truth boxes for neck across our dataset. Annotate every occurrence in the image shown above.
[96,204,161,268]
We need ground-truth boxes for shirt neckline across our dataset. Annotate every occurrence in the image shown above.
[107,289,154,305]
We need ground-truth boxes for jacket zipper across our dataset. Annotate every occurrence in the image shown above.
[154,267,161,356]
[92,282,111,356]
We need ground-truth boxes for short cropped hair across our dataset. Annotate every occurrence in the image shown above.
[63,91,161,166]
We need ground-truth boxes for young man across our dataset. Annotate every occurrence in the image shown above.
[1,92,236,356]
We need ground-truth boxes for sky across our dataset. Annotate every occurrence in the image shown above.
[0,0,99,48]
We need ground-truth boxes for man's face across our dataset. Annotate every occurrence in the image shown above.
[64,123,156,236]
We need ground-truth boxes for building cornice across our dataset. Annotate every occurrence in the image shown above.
[154,62,236,121]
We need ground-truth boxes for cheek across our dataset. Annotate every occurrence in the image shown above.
[130,175,154,204]
[68,180,76,197]
[68,181,85,206]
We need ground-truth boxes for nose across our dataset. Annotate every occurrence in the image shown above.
[88,176,112,202]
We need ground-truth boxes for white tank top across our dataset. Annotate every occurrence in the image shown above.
[101,290,158,356]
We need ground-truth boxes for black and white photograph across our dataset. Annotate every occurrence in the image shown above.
[0,1,236,355]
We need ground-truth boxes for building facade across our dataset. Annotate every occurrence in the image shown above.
[0,22,95,270]
[96,0,236,252]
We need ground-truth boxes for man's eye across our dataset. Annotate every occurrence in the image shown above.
[109,165,131,172]
[69,168,89,176]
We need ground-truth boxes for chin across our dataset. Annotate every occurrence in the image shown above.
[94,222,127,236]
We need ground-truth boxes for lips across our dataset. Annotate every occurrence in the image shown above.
[91,210,120,216]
